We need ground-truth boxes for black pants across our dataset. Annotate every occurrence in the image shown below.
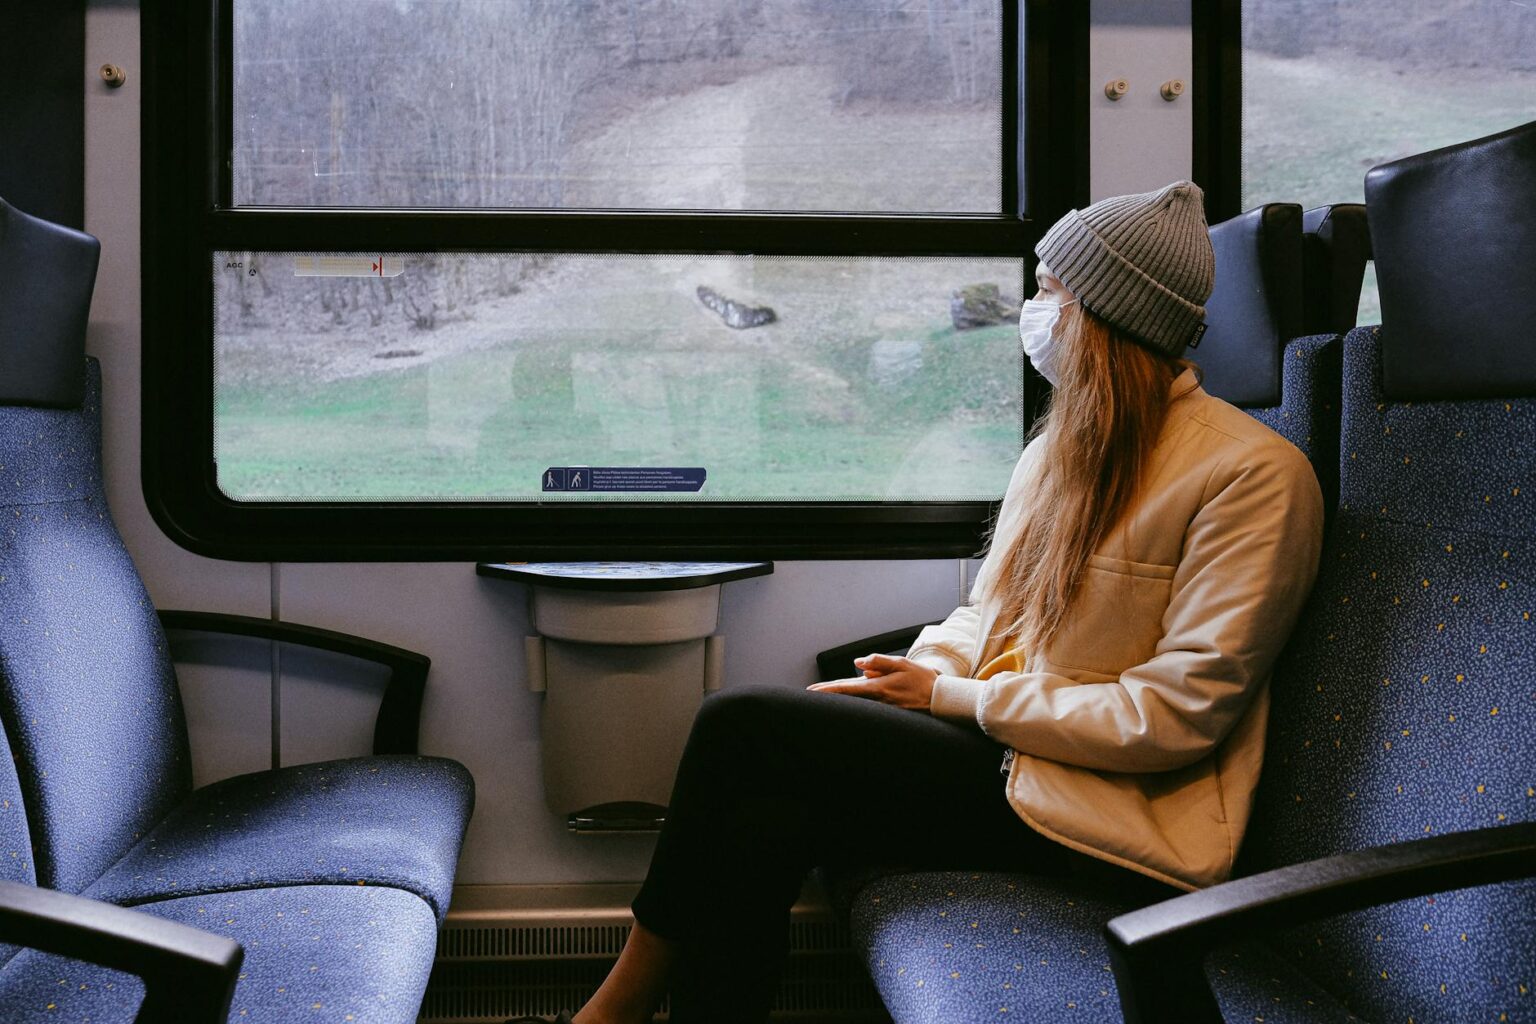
[629,683,1114,1024]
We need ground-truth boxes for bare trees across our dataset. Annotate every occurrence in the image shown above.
[793,0,1001,106]
[233,0,603,208]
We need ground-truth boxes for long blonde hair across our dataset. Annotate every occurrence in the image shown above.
[972,302,1201,671]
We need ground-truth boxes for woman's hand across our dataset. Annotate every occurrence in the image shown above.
[806,653,938,712]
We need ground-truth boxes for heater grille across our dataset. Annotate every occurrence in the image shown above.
[419,954,892,1022]
[437,916,856,963]
[421,888,891,1022]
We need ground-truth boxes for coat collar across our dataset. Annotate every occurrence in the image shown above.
[1162,366,1207,432]
[1169,365,1202,403]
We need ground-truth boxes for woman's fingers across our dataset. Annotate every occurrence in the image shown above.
[806,677,871,694]
[808,654,910,695]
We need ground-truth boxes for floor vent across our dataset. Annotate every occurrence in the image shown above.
[422,884,890,1022]
[437,922,633,961]
[419,954,892,1023]
[436,917,857,964]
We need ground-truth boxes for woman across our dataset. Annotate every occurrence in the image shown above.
[515,180,1326,1024]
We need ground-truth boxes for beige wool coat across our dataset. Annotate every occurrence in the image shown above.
[908,367,1325,892]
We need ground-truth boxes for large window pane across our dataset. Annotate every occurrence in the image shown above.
[213,252,1027,501]
[232,0,1004,213]
[1241,0,1536,325]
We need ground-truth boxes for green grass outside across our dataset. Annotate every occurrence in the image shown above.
[214,320,1024,501]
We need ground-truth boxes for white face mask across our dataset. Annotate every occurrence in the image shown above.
[1018,297,1077,386]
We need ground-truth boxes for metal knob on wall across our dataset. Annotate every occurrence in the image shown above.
[100,64,127,88]
[1161,79,1186,101]
[1104,78,1130,101]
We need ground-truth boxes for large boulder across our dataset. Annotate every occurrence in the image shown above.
[697,286,777,329]
[950,283,1020,330]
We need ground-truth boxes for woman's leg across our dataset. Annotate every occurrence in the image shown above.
[600,683,1079,1024]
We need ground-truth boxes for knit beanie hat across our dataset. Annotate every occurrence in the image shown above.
[1034,180,1215,357]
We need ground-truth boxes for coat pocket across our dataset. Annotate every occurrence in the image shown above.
[1045,555,1176,676]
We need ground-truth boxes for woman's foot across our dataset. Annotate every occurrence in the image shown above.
[570,918,680,1024]
[506,918,676,1024]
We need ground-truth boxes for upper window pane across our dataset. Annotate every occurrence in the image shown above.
[231,0,1005,213]
[1240,0,1536,325]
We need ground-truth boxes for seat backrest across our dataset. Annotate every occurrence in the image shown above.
[1199,202,1343,515]
[0,353,193,891]
[1199,203,1304,409]
[1238,121,1536,1024]
[0,198,98,409]
[1369,118,1536,400]
[1300,203,1371,336]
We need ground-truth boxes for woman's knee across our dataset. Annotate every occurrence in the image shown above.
[696,682,794,730]
[694,683,829,749]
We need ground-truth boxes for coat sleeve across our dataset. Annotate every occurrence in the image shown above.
[927,441,1325,773]
[906,604,982,677]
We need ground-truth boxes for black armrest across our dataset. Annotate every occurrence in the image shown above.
[1104,821,1536,1024]
[0,880,241,1023]
[815,621,944,683]
[157,610,429,756]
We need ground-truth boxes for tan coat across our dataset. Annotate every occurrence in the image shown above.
[909,367,1324,892]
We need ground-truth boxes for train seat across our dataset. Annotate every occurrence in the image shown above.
[839,120,1536,1024]
[0,201,474,1023]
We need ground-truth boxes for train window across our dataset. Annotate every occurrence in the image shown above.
[1239,0,1536,324]
[231,0,1004,214]
[213,251,1024,502]
[143,0,1086,560]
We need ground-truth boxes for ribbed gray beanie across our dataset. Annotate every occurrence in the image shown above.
[1035,180,1215,357]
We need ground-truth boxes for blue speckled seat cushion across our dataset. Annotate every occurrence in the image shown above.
[852,871,1363,1024]
[1247,332,1343,517]
[83,755,473,924]
[0,883,440,1023]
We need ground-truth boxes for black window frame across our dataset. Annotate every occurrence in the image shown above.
[141,0,1089,562]
[1191,0,1242,225]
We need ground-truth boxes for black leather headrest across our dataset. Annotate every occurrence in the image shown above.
[1198,203,1303,408]
[0,197,99,408]
[1366,119,1536,400]
[1300,204,1371,335]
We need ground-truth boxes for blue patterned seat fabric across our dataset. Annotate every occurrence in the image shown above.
[0,357,475,1019]
[0,883,439,1024]
[86,755,472,923]
[853,871,1362,1024]
[1247,332,1343,520]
